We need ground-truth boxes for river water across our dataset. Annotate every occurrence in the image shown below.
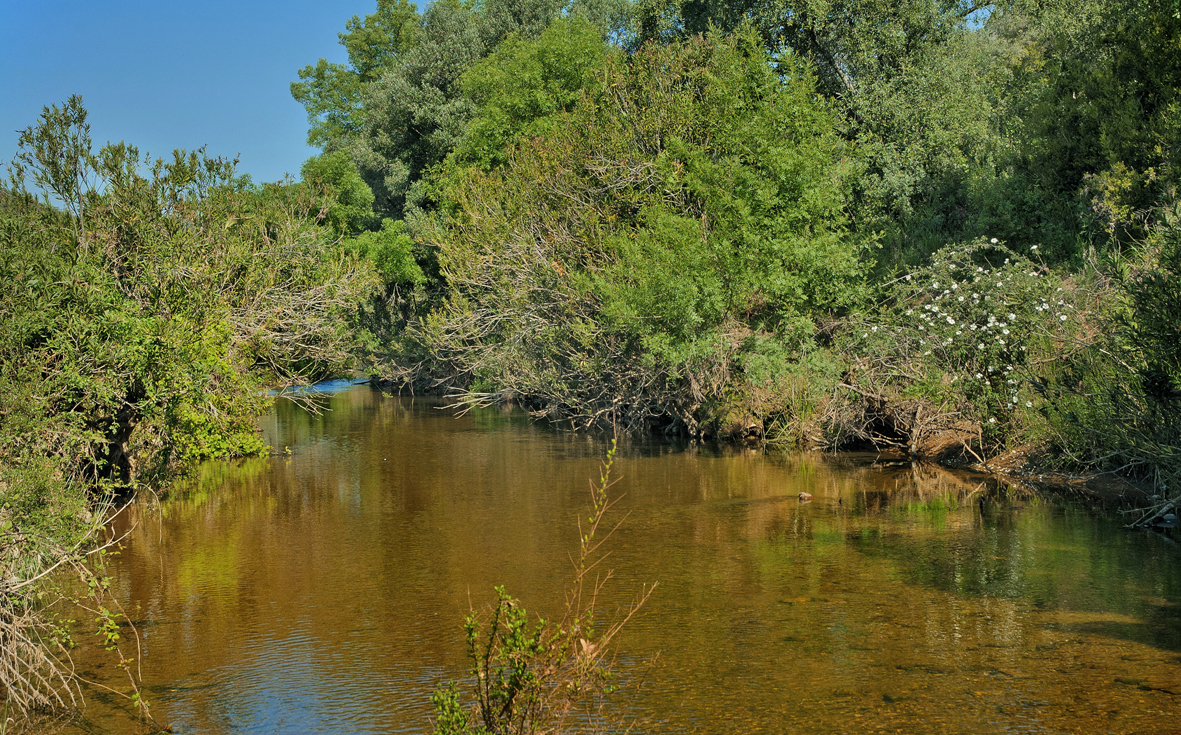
[60,384,1181,734]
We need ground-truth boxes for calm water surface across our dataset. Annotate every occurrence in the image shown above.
[62,385,1181,734]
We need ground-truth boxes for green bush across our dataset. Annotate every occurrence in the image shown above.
[849,237,1096,450]
[345,217,425,287]
[301,150,377,236]
[1037,207,1181,505]
[423,30,866,430]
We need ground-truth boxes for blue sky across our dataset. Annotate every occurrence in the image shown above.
[1,0,378,184]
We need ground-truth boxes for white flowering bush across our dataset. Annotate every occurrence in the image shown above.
[850,237,1096,447]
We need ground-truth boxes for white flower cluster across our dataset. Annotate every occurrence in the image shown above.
[861,237,1084,428]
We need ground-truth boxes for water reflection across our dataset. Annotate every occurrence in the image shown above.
[61,386,1181,734]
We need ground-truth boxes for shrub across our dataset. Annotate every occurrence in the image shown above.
[1037,206,1181,519]
[422,30,865,431]
[431,442,654,734]
[842,237,1099,455]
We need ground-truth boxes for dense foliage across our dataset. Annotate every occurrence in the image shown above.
[292,0,629,221]
[1,98,376,493]
[2,0,1179,723]
[0,98,378,714]
[286,0,1178,497]
[422,32,862,430]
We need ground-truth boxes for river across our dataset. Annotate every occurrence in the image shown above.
[59,383,1181,734]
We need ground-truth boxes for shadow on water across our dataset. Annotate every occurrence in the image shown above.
[830,465,1181,657]
[56,386,1181,735]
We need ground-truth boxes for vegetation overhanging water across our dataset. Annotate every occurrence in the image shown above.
[3,0,1179,729]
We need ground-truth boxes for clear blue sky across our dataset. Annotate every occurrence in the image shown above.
[1,0,378,184]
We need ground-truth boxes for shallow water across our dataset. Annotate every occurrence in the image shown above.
[59,385,1181,734]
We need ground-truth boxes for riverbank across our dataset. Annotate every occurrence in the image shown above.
[5,2,1179,729]
[373,378,1174,539]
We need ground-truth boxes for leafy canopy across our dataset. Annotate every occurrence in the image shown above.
[1,97,378,513]
[425,30,865,428]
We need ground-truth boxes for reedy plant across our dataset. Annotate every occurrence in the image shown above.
[432,440,655,734]
[0,499,157,727]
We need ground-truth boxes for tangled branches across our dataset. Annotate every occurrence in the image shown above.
[414,33,860,436]
[1,500,154,726]
[0,573,78,716]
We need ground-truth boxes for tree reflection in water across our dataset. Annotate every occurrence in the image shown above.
[60,386,1181,735]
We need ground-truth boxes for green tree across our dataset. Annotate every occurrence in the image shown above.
[291,0,420,148]
[301,150,377,236]
[1010,0,1180,245]
[425,31,865,431]
[351,0,487,220]
[294,0,636,225]
[451,17,612,171]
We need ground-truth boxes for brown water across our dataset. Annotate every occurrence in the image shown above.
[60,383,1181,734]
